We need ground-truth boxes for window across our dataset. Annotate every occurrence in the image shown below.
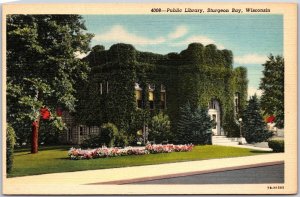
[135,90,142,108]
[148,84,155,110]
[160,84,166,109]
[79,126,83,135]
[160,92,166,109]
[149,84,155,90]
[148,91,154,110]
[135,83,143,108]
[68,128,72,141]
[212,115,217,129]
[79,126,88,136]
[89,126,100,136]
[99,83,103,95]
[209,100,216,109]
[106,81,109,93]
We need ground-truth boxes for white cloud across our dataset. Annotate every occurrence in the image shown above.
[172,35,225,49]
[168,25,188,39]
[248,87,263,98]
[93,25,226,50]
[93,25,165,46]
[235,54,267,65]
[2,0,19,2]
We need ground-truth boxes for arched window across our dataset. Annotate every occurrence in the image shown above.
[209,99,216,109]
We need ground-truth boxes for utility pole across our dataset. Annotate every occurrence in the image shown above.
[238,118,243,144]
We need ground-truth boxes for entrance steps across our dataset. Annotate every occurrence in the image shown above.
[212,136,240,146]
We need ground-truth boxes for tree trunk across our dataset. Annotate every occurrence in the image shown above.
[31,120,39,153]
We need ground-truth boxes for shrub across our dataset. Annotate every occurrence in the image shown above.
[6,123,16,173]
[81,123,119,148]
[81,135,102,149]
[114,130,129,147]
[100,123,118,147]
[148,113,171,144]
[268,139,284,152]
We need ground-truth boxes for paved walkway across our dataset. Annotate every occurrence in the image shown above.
[217,143,273,151]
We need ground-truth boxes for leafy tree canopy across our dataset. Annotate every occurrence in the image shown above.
[259,54,284,128]
[7,15,93,144]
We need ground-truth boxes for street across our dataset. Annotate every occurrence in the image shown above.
[132,164,284,184]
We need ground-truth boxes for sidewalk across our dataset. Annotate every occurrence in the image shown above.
[5,153,284,186]
[216,143,273,151]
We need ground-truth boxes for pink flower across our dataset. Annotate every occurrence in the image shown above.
[68,144,194,160]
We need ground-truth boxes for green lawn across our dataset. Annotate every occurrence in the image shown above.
[8,145,272,178]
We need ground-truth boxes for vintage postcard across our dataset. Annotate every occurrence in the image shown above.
[2,3,297,195]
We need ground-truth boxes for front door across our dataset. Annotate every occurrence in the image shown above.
[208,100,221,135]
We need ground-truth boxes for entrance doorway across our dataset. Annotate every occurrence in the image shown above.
[208,100,222,135]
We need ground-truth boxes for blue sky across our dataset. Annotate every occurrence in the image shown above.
[83,15,283,97]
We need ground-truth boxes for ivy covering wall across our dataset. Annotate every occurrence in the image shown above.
[75,43,248,142]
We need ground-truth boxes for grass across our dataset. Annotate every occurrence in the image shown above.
[8,145,272,178]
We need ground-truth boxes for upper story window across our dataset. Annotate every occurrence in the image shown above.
[160,84,166,109]
[99,83,103,95]
[98,81,109,95]
[135,83,142,108]
[148,84,155,110]
[106,81,109,93]
[135,83,167,110]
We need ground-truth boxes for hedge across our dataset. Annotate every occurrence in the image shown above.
[268,139,284,152]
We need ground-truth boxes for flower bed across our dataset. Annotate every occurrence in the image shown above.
[68,144,194,160]
[145,144,194,154]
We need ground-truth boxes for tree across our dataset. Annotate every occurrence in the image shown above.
[176,102,212,144]
[192,106,213,144]
[242,95,273,143]
[259,55,284,128]
[6,15,93,153]
[148,112,171,144]
[6,124,16,173]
